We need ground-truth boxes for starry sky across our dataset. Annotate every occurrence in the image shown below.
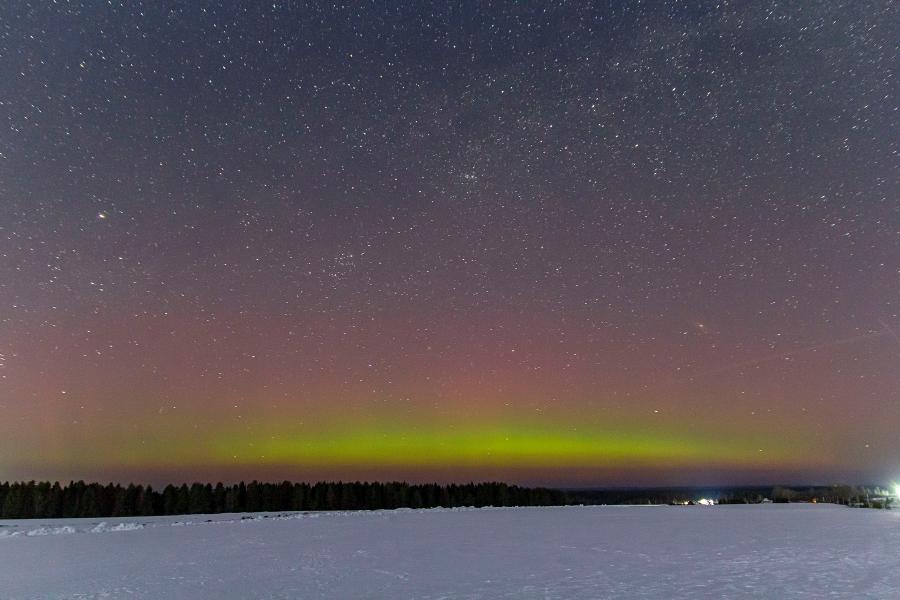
[0,1,897,487]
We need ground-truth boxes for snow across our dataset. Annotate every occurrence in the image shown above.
[1,504,898,599]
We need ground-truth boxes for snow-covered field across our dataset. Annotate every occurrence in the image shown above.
[1,504,898,599]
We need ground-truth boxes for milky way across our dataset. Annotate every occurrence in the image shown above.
[0,1,897,486]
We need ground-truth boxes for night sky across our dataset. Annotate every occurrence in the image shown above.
[1,1,897,487]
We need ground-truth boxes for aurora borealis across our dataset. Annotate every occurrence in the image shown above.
[0,1,897,487]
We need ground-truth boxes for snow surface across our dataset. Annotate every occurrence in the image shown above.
[1,504,898,599]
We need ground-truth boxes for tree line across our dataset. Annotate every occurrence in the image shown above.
[562,484,895,507]
[0,480,568,519]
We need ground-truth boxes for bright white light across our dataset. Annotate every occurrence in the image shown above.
[698,498,715,506]
[893,484,900,499]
